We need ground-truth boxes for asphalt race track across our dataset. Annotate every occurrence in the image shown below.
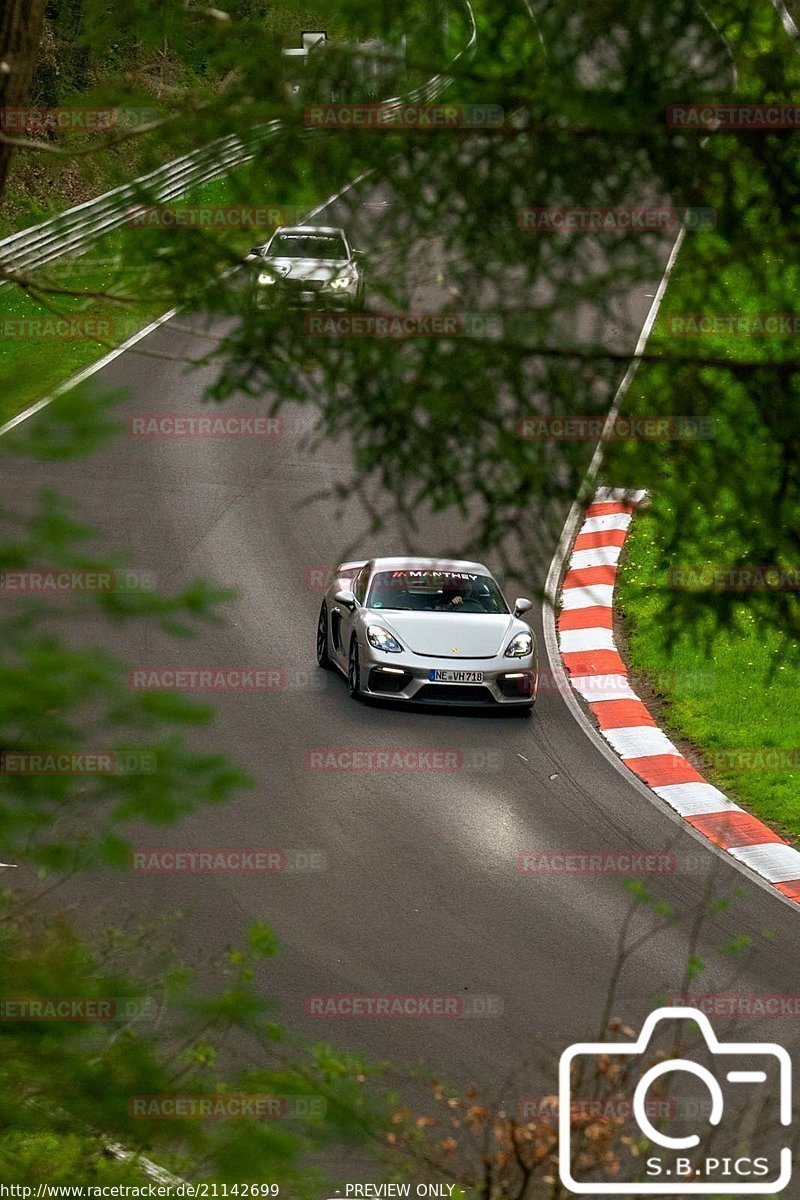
[5,172,800,1116]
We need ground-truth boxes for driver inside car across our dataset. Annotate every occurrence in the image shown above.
[439,579,466,609]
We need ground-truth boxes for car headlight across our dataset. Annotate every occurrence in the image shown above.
[367,625,403,653]
[257,273,276,286]
[329,274,355,289]
[505,631,533,658]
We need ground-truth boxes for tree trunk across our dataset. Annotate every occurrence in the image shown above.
[0,0,48,199]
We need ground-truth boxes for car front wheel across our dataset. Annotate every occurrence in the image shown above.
[348,639,362,699]
[317,603,332,668]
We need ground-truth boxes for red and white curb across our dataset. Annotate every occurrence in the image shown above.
[557,486,800,906]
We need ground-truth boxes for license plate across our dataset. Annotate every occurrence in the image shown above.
[300,290,315,301]
[429,669,484,683]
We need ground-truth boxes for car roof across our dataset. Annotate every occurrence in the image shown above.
[370,556,492,576]
[272,225,345,236]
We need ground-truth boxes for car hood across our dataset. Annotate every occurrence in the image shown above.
[374,611,520,658]
[262,257,349,282]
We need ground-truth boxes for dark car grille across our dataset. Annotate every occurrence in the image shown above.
[414,684,496,705]
[281,277,325,291]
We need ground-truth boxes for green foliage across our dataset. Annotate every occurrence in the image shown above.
[0,906,387,1189]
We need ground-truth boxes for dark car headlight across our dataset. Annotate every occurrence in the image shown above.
[367,625,403,653]
[505,631,533,658]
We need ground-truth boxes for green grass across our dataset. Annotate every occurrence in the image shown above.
[617,499,800,840]
[612,219,800,842]
[0,167,321,426]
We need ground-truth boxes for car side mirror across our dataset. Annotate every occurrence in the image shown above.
[514,597,533,616]
[334,589,357,610]
[351,249,366,261]
[244,248,263,262]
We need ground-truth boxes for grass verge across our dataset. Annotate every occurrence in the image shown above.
[611,228,800,842]
[0,167,321,427]
[617,497,800,840]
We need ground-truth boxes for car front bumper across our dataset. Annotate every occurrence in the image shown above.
[356,641,538,707]
[255,282,359,309]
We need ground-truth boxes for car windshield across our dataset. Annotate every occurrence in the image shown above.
[266,233,348,260]
[367,570,508,614]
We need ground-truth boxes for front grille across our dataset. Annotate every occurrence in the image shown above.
[414,684,496,705]
[282,277,324,291]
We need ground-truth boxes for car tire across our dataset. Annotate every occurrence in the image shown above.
[348,638,362,699]
[317,603,332,669]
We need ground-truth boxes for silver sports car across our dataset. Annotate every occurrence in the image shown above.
[247,224,366,309]
[316,557,537,709]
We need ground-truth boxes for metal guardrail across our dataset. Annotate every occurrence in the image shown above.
[0,0,476,282]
